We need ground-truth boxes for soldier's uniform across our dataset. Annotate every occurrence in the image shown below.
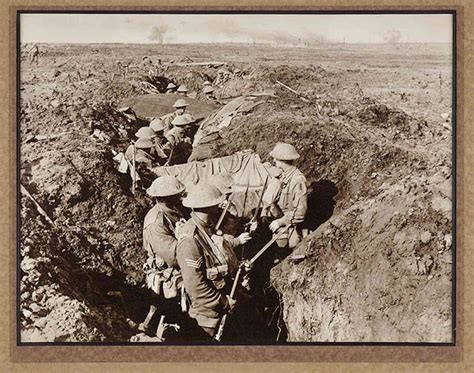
[175,183,251,337]
[165,114,194,165]
[176,214,240,335]
[135,176,188,335]
[160,99,189,133]
[166,127,192,147]
[160,112,179,134]
[124,143,154,166]
[263,143,308,249]
[143,202,184,268]
[273,166,307,227]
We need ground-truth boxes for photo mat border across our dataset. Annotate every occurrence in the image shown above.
[2,2,469,368]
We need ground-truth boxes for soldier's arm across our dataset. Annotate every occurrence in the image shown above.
[222,234,241,249]
[177,238,230,313]
[143,222,178,267]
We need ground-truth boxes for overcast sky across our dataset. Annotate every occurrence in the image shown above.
[20,13,453,44]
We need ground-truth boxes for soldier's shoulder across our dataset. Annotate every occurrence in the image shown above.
[177,219,197,241]
[143,205,164,227]
[293,168,307,183]
[291,169,308,192]
[165,128,178,141]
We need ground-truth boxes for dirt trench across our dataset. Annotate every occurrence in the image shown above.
[19,45,452,343]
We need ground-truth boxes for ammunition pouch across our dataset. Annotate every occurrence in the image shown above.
[143,256,182,299]
[262,202,284,221]
[205,264,229,281]
[268,202,284,219]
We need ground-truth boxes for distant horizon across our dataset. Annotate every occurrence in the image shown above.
[20,14,453,45]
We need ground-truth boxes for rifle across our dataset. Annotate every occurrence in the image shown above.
[242,175,269,259]
[214,264,243,341]
[214,226,289,341]
[247,175,269,228]
[240,181,250,218]
[215,195,231,234]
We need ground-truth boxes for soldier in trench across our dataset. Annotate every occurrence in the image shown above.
[177,84,189,96]
[202,86,220,105]
[165,82,177,94]
[160,98,189,134]
[262,142,308,258]
[139,175,190,335]
[239,142,308,340]
[124,137,158,189]
[148,118,173,165]
[175,183,253,340]
[164,114,195,165]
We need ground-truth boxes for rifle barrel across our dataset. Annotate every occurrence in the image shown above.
[215,198,230,232]
[249,226,289,265]
[214,266,243,341]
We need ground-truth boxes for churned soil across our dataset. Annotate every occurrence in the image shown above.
[19,42,452,342]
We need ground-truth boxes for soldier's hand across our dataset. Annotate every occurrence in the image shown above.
[226,295,237,312]
[242,260,253,272]
[237,232,252,245]
[248,220,258,233]
[269,219,281,232]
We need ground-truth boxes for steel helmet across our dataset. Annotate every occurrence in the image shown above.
[182,183,226,208]
[269,142,300,161]
[135,137,154,149]
[203,86,214,94]
[166,82,177,89]
[173,99,189,108]
[203,80,212,86]
[135,126,156,139]
[150,118,166,132]
[172,114,194,126]
[177,84,189,93]
[146,175,185,197]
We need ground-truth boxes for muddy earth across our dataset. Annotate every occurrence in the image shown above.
[19,42,453,343]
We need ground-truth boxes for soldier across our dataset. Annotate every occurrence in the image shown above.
[125,137,155,167]
[140,176,188,333]
[160,99,189,133]
[136,126,157,141]
[144,176,188,270]
[176,183,252,338]
[166,82,177,94]
[123,137,158,190]
[149,118,172,164]
[203,86,219,104]
[29,44,39,65]
[177,85,189,96]
[165,114,195,165]
[263,142,308,251]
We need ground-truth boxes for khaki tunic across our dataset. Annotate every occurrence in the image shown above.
[143,202,184,268]
[176,215,239,330]
[274,166,308,227]
[160,111,178,134]
[165,128,193,165]
[263,166,308,247]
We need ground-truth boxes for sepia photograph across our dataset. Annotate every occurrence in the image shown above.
[18,11,454,345]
